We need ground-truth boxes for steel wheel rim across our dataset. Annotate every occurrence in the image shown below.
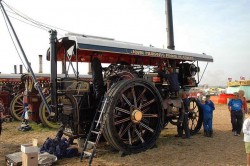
[110,83,161,146]
[39,96,60,128]
[10,93,23,121]
[189,100,199,132]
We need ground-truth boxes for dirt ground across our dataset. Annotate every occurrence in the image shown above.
[0,104,248,166]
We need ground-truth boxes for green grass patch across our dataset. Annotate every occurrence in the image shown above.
[29,122,58,132]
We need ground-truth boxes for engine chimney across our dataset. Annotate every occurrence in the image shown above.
[19,65,23,74]
[39,55,43,73]
[14,65,17,74]
[165,0,175,50]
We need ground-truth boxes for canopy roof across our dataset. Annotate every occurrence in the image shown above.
[52,33,213,65]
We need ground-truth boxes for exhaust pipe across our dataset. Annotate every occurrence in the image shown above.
[14,65,17,74]
[39,55,43,73]
[165,0,175,50]
[19,65,23,74]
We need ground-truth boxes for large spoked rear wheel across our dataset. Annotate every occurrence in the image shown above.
[39,95,77,129]
[188,98,203,135]
[39,95,60,129]
[10,93,24,121]
[103,78,163,154]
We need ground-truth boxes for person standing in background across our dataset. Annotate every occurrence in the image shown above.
[239,90,248,114]
[0,99,5,135]
[228,92,243,136]
[242,116,250,166]
[197,96,214,137]
[205,95,215,136]
[176,91,191,139]
[205,95,215,111]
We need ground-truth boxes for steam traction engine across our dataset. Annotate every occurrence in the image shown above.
[0,74,24,118]
[46,33,213,161]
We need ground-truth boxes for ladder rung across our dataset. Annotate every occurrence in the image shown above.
[91,130,100,135]
[95,120,102,124]
[88,141,96,145]
[84,151,92,157]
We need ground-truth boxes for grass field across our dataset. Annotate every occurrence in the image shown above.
[0,104,247,166]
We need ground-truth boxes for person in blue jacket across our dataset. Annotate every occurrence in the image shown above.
[205,95,215,136]
[205,95,215,111]
[228,92,243,136]
[158,66,180,95]
[176,91,191,139]
[197,96,214,137]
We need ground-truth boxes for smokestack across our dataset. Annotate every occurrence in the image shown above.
[39,55,43,73]
[14,65,17,74]
[165,0,175,50]
[19,65,23,74]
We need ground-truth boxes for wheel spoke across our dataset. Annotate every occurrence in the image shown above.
[141,118,149,124]
[128,128,132,145]
[15,107,23,111]
[136,88,146,103]
[114,113,123,119]
[118,123,125,135]
[115,107,130,114]
[115,117,131,125]
[139,122,154,133]
[189,118,198,130]
[141,107,150,114]
[120,122,133,137]
[16,101,23,106]
[135,128,145,143]
[131,87,137,108]
[142,114,158,118]
[141,99,155,109]
[122,94,132,106]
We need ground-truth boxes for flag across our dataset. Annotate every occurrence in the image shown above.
[240,76,245,80]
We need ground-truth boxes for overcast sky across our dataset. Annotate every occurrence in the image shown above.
[0,0,250,86]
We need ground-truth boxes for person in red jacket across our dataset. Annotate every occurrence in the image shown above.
[0,99,5,135]
[239,90,248,114]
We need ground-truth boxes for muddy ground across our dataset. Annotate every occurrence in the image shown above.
[0,104,247,166]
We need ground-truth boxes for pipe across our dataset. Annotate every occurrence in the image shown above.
[14,65,17,74]
[50,30,58,117]
[38,55,43,73]
[19,65,23,74]
[165,0,175,50]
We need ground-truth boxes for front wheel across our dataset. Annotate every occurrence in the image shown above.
[103,78,163,154]
[10,93,24,121]
[188,98,203,135]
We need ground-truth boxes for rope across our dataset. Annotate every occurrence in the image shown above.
[2,1,71,35]
[1,8,28,71]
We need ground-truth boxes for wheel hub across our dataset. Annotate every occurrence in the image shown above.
[131,109,143,123]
